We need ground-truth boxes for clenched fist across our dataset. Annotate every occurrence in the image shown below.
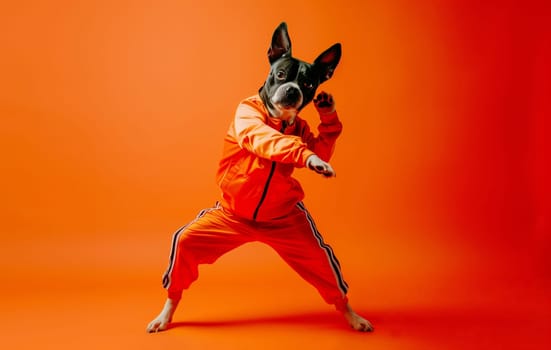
[313,91,336,115]
[306,154,336,178]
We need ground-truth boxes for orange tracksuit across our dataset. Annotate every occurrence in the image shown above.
[162,94,349,311]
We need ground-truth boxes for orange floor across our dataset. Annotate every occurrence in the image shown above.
[3,230,549,350]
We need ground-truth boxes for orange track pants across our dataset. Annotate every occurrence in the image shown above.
[161,201,349,311]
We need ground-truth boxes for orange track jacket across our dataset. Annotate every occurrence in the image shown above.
[216,95,343,222]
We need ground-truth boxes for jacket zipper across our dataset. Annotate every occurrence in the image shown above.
[252,121,287,221]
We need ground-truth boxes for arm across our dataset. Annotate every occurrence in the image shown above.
[301,111,342,162]
[233,99,315,167]
[301,92,343,162]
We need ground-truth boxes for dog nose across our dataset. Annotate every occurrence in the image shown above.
[285,86,299,99]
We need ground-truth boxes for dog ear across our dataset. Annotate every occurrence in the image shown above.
[313,43,342,83]
[268,22,292,63]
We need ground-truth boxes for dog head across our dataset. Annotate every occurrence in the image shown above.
[259,22,341,121]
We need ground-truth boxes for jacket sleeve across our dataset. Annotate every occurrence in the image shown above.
[299,110,343,162]
[233,100,315,167]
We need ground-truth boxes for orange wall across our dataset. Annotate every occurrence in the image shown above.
[2,0,550,297]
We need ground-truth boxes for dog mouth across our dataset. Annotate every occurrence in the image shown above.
[273,101,300,110]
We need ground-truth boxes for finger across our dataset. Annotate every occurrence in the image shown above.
[322,167,336,177]
[314,164,326,173]
[315,165,334,177]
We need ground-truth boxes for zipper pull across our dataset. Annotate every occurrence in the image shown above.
[281,120,287,133]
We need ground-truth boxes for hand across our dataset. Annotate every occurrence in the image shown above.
[313,91,336,114]
[306,154,336,178]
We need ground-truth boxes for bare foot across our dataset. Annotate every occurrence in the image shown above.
[342,304,373,332]
[146,298,180,333]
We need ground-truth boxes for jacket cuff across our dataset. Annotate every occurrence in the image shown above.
[319,109,339,124]
[299,149,316,168]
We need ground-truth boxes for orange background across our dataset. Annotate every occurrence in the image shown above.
[1,0,550,349]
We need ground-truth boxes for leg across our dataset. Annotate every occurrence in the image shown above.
[261,202,373,332]
[147,203,250,333]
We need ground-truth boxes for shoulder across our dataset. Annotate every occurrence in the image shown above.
[234,95,269,126]
[238,95,266,111]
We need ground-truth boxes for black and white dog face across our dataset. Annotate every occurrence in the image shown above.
[259,22,341,121]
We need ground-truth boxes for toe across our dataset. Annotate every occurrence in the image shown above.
[354,320,374,332]
[146,324,155,333]
[147,321,160,333]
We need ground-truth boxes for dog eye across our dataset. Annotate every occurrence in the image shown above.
[276,70,287,80]
[303,82,314,89]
